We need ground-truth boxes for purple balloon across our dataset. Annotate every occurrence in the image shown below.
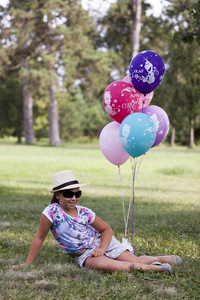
[99,121,130,165]
[129,51,165,94]
[141,105,170,147]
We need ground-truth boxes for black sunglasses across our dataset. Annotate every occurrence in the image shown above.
[60,190,82,199]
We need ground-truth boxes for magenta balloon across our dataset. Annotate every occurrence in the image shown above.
[103,80,153,123]
[141,105,170,147]
[99,121,130,165]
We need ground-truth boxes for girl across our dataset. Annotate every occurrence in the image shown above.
[10,170,182,273]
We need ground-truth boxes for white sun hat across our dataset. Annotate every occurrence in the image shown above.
[49,170,86,193]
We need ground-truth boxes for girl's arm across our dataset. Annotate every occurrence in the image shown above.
[90,216,113,257]
[9,214,52,268]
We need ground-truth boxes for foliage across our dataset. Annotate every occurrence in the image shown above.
[0,73,23,142]
[0,0,200,146]
[173,0,200,44]
[58,88,87,141]
[96,0,152,77]
[0,0,113,144]
[170,0,200,146]
[0,141,199,299]
[85,102,110,140]
[97,0,134,76]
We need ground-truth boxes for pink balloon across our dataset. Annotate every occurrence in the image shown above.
[123,75,154,107]
[99,121,130,165]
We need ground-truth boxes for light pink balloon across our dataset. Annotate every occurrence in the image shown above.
[123,74,133,84]
[99,121,130,165]
[123,75,154,108]
[143,91,154,106]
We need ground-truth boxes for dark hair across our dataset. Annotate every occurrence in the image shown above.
[51,193,59,204]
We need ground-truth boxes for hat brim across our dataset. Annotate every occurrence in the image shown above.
[49,183,86,193]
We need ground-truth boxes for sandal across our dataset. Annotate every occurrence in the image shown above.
[151,262,173,274]
[154,255,182,265]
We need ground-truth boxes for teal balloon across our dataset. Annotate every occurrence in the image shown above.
[119,113,156,157]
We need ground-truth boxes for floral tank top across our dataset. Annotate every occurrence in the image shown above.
[42,203,96,254]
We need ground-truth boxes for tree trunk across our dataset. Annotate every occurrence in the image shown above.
[46,17,61,147]
[48,68,61,146]
[189,117,195,148]
[21,57,35,144]
[16,131,22,144]
[132,0,142,59]
[170,126,175,147]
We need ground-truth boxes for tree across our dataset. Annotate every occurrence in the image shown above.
[0,0,37,144]
[173,0,200,146]
[34,0,113,143]
[97,0,135,78]
[86,103,109,140]
[132,0,142,59]
[167,0,200,147]
[97,1,157,78]
[0,72,24,142]
[141,0,200,146]
[45,13,61,146]
[172,0,200,44]
[58,88,86,141]
[0,0,113,144]
[21,57,35,144]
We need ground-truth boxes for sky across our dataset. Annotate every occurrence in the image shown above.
[0,0,8,6]
[81,0,165,17]
[0,0,165,17]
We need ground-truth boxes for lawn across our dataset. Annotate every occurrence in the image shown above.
[0,140,199,299]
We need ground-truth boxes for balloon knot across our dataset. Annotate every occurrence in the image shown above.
[118,165,121,174]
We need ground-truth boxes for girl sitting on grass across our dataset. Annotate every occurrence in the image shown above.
[10,170,182,274]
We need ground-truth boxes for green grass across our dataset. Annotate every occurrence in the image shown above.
[0,140,199,299]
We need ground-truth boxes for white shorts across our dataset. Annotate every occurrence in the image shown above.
[73,233,128,267]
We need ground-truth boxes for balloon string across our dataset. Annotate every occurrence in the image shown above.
[142,94,146,113]
[131,158,137,247]
[118,165,127,238]
[120,155,144,244]
[119,161,134,240]
[135,155,144,178]
[130,155,144,247]
[124,157,136,244]
[125,192,132,239]
[124,157,135,238]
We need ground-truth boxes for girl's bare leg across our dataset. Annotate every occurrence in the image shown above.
[116,250,175,264]
[84,255,164,273]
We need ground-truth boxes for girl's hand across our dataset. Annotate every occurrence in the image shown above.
[8,263,28,269]
[92,247,105,257]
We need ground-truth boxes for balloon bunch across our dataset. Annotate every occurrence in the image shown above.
[99,50,170,249]
[100,50,169,163]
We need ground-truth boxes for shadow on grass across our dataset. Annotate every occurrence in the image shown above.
[1,185,199,247]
